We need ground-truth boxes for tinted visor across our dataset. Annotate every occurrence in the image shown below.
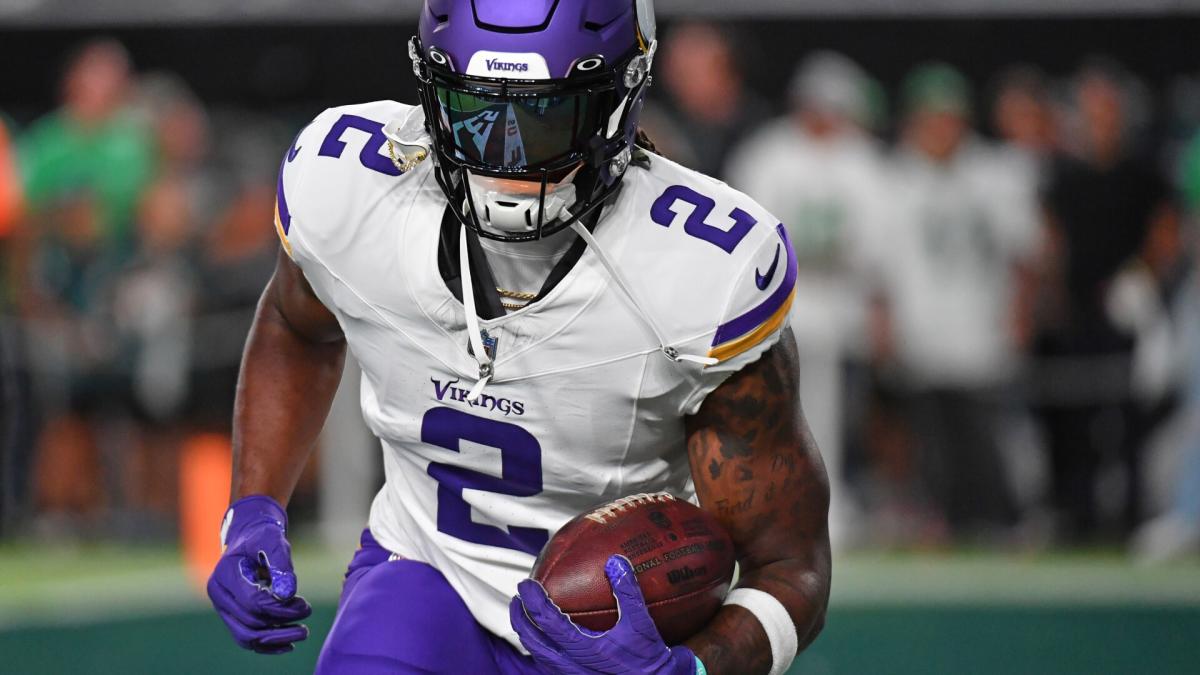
[434,82,614,171]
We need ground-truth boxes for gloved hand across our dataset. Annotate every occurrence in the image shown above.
[510,555,700,675]
[207,495,312,654]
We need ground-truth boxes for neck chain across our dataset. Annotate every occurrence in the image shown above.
[496,288,538,301]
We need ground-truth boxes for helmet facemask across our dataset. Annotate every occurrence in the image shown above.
[410,36,655,242]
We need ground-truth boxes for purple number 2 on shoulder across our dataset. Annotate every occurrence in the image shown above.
[650,184,758,254]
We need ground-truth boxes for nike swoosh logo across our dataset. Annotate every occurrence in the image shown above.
[755,243,782,290]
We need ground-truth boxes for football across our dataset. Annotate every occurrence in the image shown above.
[531,492,736,645]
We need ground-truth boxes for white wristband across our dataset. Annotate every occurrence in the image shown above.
[723,588,798,675]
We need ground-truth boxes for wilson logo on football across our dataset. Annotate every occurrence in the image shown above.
[666,565,708,585]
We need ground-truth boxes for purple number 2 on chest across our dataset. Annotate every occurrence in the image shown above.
[651,184,758,254]
[421,407,549,556]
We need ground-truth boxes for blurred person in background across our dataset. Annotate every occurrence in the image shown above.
[18,39,156,534]
[19,40,154,265]
[983,65,1060,517]
[1129,132,1200,561]
[988,65,1058,287]
[1132,259,1200,563]
[1,114,27,533]
[877,63,1041,542]
[0,115,21,313]
[647,21,770,176]
[992,66,1058,161]
[109,175,197,530]
[0,117,19,239]
[725,51,889,550]
[136,73,220,227]
[1038,60,1181,542]
[187,113,282,430]
[84,74,221,534]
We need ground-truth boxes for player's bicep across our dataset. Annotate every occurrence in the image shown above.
[684,332,830,567]
[264,247,344,344]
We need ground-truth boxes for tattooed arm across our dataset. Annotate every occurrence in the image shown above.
[683,331,832,674]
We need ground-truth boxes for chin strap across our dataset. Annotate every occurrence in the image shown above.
[459,226,493,403]
[569,221,718,367]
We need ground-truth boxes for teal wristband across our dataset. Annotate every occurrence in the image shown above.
[694,655,707,675]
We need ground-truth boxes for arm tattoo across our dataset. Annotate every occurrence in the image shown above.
[684,330,832,674]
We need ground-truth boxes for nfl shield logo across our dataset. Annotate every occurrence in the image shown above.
[468,329,500,362]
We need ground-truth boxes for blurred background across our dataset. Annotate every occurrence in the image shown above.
[2,1,1200,673]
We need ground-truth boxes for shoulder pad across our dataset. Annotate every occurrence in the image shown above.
[618,157,796,363]
[613,158,797,415]
[275,100,427,264]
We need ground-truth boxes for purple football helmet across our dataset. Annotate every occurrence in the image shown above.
[411,0,658,241]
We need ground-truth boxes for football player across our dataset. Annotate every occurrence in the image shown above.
[206,1,830,673]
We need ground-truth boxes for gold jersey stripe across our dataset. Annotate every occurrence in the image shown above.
[707,287,796,364]
[274,202,293,258]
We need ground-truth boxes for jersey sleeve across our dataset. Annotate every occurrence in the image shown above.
[273,113,327,264]
[274,147,298,259]
[681,222,798,415]
[272,100,419,275]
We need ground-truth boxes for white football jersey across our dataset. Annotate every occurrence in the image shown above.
[275,100,796,647]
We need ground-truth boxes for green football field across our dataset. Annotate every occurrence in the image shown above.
[2,545,1198,674]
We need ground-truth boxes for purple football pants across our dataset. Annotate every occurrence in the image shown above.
[315,530,537,674]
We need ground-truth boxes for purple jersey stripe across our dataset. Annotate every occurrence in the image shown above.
[276,155,292,235]
[711,224,797,347]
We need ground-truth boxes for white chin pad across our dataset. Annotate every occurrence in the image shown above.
[465,173,579,235]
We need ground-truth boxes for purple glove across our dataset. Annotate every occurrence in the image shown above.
[206,495,312,654]
[510,555,699,675]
